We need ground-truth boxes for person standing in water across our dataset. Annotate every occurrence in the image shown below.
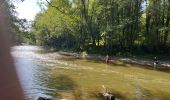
[105,54,110,64]
[153,56,159,69]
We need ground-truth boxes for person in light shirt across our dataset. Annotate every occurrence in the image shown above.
[105,54,110,64]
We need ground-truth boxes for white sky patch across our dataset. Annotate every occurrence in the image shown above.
[14,0,43,21]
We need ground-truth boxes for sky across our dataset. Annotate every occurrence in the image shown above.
[13,0,43,21]
[13,0,145,21]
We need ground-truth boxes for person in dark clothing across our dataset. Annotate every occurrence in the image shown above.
[153,57,159,69]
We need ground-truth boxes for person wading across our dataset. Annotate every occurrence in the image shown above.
[105,54,110,64]
[153,57,159,69]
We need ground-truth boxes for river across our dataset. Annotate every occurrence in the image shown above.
[12,46,58,100]
[11,45,170,100]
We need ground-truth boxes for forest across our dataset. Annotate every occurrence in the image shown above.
[1,0,170,99]
[8,0,170,55]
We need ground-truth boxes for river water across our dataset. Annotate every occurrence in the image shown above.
[12,46,58,100]
[11,45,170,100]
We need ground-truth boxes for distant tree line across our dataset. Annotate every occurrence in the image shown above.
[31,0,170,54]
[1,0,30,44]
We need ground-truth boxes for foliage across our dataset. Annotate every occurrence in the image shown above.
[2,0,30,44]
[31,0,170,54]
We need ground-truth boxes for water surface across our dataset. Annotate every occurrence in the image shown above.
[12,46,170,100]
[12,46,57,99]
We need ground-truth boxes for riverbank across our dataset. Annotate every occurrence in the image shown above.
[57,51,170,70]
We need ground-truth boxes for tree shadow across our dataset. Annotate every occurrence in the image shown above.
[48,75,77,91]
[41,74,77,99]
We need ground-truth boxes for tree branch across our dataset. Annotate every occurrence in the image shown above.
[45,0,67,14]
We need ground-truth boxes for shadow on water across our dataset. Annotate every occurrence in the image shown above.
[50,75,77,90]
[44,75,77,99]
[71,84,170,100]
[93,85,170,100]
[42,74,128,100]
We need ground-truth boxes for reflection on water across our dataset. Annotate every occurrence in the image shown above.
[12,46,58,100]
